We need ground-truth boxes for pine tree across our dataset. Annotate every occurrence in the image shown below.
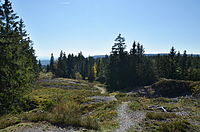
[38,60,42,72]
[0,0,38,114]
[56,51,64,77]
[168,46,178,79]
[107,34,128,91]
[62,52,68,77]
[49,53,55,73]
[66,53,75,78]
[180,50,188,79]
[128,41,137,87]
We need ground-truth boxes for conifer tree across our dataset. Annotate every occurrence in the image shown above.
[49,53,55,73]
[38,60,42,72]
[168,46,178,79]
[107,34,128,91]
[180,50,188,79]
[0,0,38,114]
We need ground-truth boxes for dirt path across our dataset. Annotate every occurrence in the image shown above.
[94,85,146,131]
[114,102,146,132]
[89,85,117,103]
[94,85,106,94]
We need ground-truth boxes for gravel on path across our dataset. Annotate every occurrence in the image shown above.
[114,102,146,132]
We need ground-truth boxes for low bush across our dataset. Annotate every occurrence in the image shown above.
[23,101,99,130]
[152,79,192,97]
[129,101,143,111]
[39,72,53,79]
[81,116,99,130]
[158,120,199,132]
[51,101,81,126]
[146,112,177,120]
[23,112,49,122]
[74,72,83,80]
[115,92,138,101]
[190,81,200,96]
[0,115,21,129]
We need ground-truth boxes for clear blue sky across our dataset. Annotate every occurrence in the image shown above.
[11,0,200,59]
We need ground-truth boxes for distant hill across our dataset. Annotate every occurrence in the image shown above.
[40,60,49,66]
[92,55,106,59]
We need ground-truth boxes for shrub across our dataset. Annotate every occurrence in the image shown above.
[146,112,177,120]
[0,115,21,129]
[23,101,99,130]
[74,72,83,80]
[115,92,138,101]
[190,81,200,96]
[129,101,143,111]
[51,101,81,126]
[39,72,53,79]
[81,116,99,130]
[158,120,199,132]
[152,79,192,97]
[23,112,49,122]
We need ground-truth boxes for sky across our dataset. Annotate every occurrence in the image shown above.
[11,0,200,59]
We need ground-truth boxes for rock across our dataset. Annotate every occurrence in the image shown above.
[148,105,167,112]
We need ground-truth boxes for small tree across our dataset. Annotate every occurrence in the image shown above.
[38,60,42,72]
[49,53,55,73]
[89,63,97,82]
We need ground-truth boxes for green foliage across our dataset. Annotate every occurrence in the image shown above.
[0,0,38,115]
[106,34,156,91]
[188,68,200,81]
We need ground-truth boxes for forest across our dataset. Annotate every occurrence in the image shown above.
[0,0,200,131]
[46,33,200,91]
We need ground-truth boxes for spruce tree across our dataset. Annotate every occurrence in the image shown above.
[180,50,188,79]
[0,0,38,114]
[49,53,55,73]
[107,34,128,91]
[38,60,42,72]
[168,46,178,79]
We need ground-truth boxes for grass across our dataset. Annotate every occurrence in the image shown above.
[0,73,118,131]
[23,101,99,129]
[158,120,200,132]
[146,112,178,120]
